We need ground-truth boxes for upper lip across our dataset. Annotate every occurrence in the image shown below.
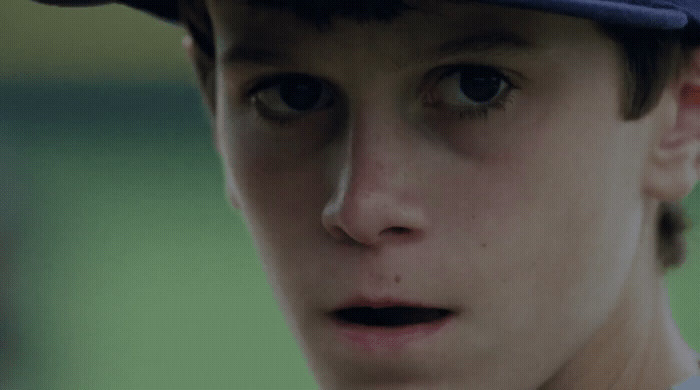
[332,295,453,312]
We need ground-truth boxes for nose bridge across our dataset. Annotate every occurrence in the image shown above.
[348,97,399,194]
[322,94,427,245]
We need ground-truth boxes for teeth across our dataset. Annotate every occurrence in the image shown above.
[334,306,451,327]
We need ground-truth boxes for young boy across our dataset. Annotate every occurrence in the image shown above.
[33,0,700,388]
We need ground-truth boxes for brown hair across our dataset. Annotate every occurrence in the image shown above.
[179,0,694,270]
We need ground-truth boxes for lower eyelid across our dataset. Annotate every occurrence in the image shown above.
[425,89,516,123]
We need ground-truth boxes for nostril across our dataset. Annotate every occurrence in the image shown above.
[378,226,424,244]
[378,227,413,239]
[386,227,411,234]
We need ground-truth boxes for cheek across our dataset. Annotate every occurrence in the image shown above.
[431,82,643,293]
[218,114,331,239]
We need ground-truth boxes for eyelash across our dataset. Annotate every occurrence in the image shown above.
[245,66,517,124]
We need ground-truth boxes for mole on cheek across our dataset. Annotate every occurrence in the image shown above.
[394,274,402,284]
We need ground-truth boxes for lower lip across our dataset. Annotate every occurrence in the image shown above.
[330,313,455,352]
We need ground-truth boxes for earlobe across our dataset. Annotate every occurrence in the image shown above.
[643,49,700,202]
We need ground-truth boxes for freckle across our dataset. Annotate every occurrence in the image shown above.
[481,243,487,248]
[394,275,401,284]
[471,215,476,219]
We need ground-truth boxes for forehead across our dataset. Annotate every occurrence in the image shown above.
[203,0,620,83]
[205,0,607,51]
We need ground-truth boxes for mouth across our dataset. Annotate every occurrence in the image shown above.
[329,301,457,351]
[333,306,453,327]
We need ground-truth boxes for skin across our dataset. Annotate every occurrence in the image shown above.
[184,1,700,388]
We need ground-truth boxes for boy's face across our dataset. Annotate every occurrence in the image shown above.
[205,1,670,388]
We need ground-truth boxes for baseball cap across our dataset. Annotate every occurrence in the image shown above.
[34,0,700,40]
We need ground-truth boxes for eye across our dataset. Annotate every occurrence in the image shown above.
[428,65,513,110]
[249,74,334,119]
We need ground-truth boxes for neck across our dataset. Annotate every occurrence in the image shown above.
[539,203,699,390]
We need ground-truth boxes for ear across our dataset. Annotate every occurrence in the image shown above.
[183,34,221,153]
[183,34,217,120]
[643,49,700,202]
[183,35,241,210]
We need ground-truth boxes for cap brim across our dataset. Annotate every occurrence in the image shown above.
[484,0,689,30]
[33,0,180,22]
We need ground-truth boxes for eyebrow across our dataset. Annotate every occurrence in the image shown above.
[218,30,537,68]
[219,45,286,67]
[435,31,535,57]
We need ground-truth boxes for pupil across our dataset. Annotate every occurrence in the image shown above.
[279,76,323,111]
[459,67,503,103]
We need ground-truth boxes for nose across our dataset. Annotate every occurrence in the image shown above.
[321,101,428,246]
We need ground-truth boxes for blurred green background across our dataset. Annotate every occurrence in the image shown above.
[2,2,698,389]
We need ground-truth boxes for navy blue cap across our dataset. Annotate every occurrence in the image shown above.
[479,0,700,31]
[34,0,700,39]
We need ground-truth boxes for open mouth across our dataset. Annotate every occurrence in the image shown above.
[333,306,453,327]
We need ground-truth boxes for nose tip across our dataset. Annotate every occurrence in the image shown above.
[321,191,426,246]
